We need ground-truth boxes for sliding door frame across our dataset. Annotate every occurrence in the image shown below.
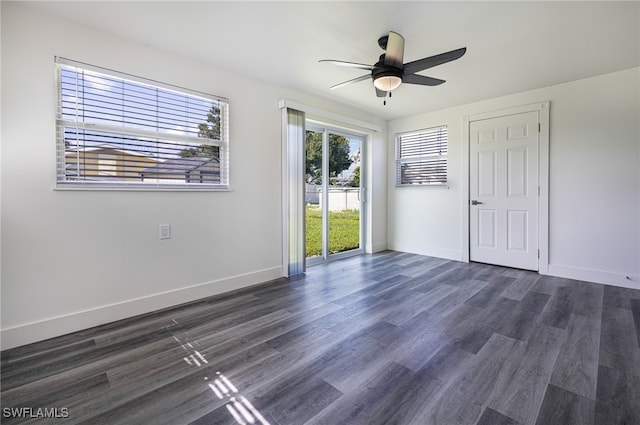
[306,122,366,266]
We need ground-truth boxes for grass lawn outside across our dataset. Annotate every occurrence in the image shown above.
[306,206,360,258]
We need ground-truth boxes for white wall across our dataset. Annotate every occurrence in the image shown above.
[0,2,387,349]
[388,67,640,289]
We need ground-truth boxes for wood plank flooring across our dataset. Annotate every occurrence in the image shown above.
[2,251,640,424]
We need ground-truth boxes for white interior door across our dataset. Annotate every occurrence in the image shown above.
[469,111,539,270]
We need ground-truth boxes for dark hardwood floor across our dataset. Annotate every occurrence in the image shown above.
[2,251,640,425]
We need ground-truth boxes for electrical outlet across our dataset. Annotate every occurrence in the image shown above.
[159,224,171,240]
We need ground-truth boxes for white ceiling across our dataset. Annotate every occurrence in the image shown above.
[23,1,640,120]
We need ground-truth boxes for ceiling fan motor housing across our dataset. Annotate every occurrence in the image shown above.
[377,35,389,50]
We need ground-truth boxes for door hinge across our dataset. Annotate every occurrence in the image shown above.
[538,186,540,196]
[538,123,541,132]
[537,249,540,259]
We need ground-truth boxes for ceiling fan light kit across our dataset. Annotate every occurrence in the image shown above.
[373,74,402,91]
[321,31,466,103]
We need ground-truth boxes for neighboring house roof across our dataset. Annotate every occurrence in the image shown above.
[65,145,159,159]
[140,156,219,175]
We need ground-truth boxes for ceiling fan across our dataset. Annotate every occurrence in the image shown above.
[320,31,466,101]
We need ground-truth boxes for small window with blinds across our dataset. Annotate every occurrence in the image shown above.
[395,126,448,186]
[55,57,229,190]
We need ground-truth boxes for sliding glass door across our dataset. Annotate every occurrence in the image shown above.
[305,125,364,265]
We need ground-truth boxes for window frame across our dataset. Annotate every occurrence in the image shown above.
[395,125,448,187]
[55,57,230,191]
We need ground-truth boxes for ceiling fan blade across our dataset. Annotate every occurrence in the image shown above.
[330,74,371,90]
[375,87,387,98]
[384,31,404,69]
[319,59,374,71]
[402,74,446,86]
[403,47,467,75]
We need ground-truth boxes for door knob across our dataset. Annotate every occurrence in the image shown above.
[470,200,483,205]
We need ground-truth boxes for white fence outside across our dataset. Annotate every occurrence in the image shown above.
[306,185,360,211]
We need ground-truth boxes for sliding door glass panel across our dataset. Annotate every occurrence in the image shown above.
[328,135,361,254]
[305,129,323,260]
[306,125,364,264]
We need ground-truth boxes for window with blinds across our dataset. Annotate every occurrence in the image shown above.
[395,126,448,186]
[55,57,229,189]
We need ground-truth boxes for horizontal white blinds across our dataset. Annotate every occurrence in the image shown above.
[56,57,229,188]
[396,126,448,186]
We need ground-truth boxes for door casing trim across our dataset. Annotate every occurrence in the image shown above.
[462,102,550,274]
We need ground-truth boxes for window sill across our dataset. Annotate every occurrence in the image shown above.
[54,184,232,192]
[395,183,449,188]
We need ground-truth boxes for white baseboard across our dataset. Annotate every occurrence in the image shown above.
[1,267,284,350]
[547,264,640,290]
[387,244,463,262]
